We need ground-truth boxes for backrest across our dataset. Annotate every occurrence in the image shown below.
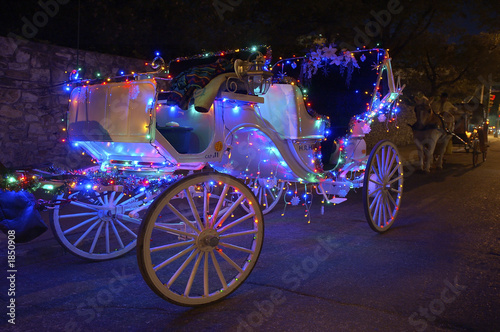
[68,79,156,142]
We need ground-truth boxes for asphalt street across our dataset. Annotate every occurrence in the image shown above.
[1,137,499,332]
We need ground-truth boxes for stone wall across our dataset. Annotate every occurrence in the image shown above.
[0,35,147,169]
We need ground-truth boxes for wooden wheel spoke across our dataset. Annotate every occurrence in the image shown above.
[211,184,230,227]
[385,150,396,174]
[105,220,110,253]
[184,251,203,297]
[219,242,254,254]
[167,249,200,288]
[166,203,200,234]
[214,194,246,229]
[210,250,228,290]
[369,185,383,197]
[69,201,101,210]
[109,219,125,249]
[204,252,209,297]
[370,191,382,211]
[73,219,101,247]
[89,221,105,253]
[150,240,195,253]
[387,162,400,179]
[185,189,204,231]
[59,212,97,219]
[153,245,195,271]
[219,229,258,239]
[216,249,244,274]
[63,216,99,235]
[387,175,403,185]
[387,192,397,211]
[217,212,256,234]
[113,217,138,238]
[153,224,196,239]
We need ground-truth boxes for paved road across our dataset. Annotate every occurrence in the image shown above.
[1,137,499,332]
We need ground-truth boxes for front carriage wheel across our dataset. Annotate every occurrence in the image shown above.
[137,172,264,306]
[51,189,148,260]
[362,140,403,233]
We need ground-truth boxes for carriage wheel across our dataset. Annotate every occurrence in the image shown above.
[244,177,284,214]
[472,139,480,167]
[51,189,148,260]
[137,172,264,306]
[363,140,403,233]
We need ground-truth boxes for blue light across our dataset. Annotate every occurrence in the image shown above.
[73,142,79,147]
[170,106,176,112]
[140,187,146,192]
[155,51,160,56]
[233,106,239,113]
[355,90,359,93]
[120,71,125,75]
[85,184,92,189]
[287,191,293,195]
[65,86,71,92]
[147,98,154,106]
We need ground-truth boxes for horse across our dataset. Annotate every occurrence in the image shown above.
[410,96,455,172]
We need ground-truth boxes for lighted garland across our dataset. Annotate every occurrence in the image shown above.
[0,172,42,193]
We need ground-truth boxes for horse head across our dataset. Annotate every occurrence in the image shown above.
[412,95,434,130]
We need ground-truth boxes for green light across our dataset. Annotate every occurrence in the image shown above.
[7,177,17,183]
[251,46,257,52]
[146,134,151,139]
[42,184,55,190]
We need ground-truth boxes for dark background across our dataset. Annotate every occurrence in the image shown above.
[1,0,499,97]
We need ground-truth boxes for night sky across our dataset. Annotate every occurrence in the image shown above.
[1,1,497,58]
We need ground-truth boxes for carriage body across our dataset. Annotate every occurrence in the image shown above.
[56,47,405,305]
[67,48,401,186]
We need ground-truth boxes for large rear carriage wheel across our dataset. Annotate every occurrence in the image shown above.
[137,172,264,306]
[363,140,403,232]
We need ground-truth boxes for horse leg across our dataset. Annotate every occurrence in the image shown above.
[435,135,450,169]
[424,137,438,172]
[414,138,424,171]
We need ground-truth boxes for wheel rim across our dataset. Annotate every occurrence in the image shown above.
[137,173,264,306]
[363,141,403,232]
[51,190,147,260]
[244,177,284,214]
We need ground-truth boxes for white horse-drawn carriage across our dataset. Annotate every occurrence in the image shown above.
[51,46,404,305]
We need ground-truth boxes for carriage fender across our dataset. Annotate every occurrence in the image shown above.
[221,124,324,183]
